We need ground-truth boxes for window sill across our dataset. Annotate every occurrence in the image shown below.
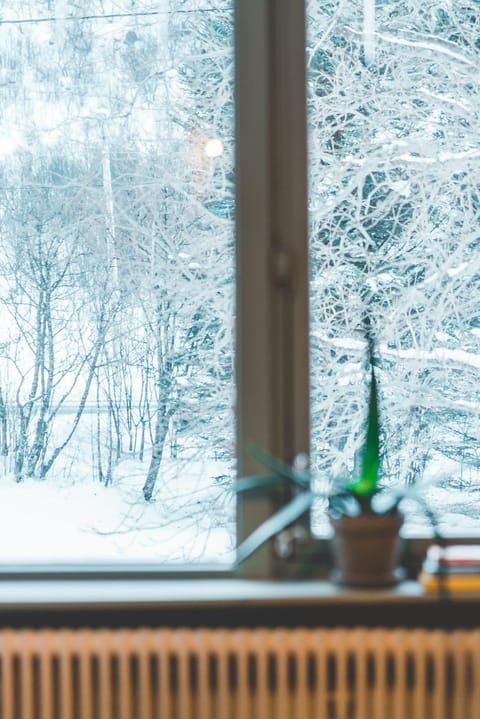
[0,576,430,610]
[0,576,479,629]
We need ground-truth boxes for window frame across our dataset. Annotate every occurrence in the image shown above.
[1,1,476,582]
[235,0,310,579]
[0,0,308,580]
[235,0,480,580]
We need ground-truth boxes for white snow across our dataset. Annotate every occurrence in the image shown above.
[0,457,235,565]
[315,333,480,371]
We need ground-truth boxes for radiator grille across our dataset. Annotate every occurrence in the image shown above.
[0,627,479,719]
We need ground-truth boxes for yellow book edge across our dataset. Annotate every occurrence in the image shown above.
[419,570,480,593]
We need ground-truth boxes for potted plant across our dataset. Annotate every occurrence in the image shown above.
[326,342,403,586]
[236,337,434,587]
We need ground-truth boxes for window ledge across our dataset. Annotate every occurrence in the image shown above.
[0,576,477,612]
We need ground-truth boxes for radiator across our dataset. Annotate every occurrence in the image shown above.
[0,627,479,719]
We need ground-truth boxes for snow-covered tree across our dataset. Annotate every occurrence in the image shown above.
[0,1,235,502]
[308,1,480,525]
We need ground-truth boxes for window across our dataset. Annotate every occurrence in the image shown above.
[0,0,476,576]
[0,1,236,565]
[235,1,310,577]
[237,0,480,578]
[307,0,480,539]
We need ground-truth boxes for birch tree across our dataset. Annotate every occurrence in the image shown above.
[0,155,119,481]
[0,1,235,515]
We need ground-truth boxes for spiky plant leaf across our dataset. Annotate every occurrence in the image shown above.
[244,443,310,488]
[235,490,314,565]
[348,364,379,499]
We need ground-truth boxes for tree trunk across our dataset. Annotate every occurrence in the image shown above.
[142,400,169,501]
[40,307,109,478]
[0,388,8,456]
[27,291,54,478]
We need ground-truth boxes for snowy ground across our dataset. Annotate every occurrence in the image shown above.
[1,434,479,567]
[0,455,236,565]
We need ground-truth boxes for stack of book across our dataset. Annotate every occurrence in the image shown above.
[419,544,480,593]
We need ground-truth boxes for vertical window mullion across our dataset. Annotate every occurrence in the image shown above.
[235,0,309,577]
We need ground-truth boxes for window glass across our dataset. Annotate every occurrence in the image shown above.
[307,1,480,536]
[0,1,235,563]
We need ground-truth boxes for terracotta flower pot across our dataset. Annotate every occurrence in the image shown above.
[329,512,404,587]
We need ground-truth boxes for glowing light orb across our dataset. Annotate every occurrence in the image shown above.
[203,138,224,158]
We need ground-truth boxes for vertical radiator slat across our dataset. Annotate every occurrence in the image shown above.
[37,631,54,719]
[289,630,309,719]
[77,630,93,719]
[58,630,74,719]
[158,630,173,719]
[233,630,249,719]
[96,630,113,719]
[323,628,348,719]
[468,632,480,719]
[314,629,328,719]
[371,629,387,719]
[251,629,269,719]
[389,630,408,719]
[193,630,211,719]
[0,629,16,719]
[177,629,193,719]
[272,630,289,719]
[213,632,230,719]
[411,631,427,719]
[117,630,133,719]
[431,631,447,719]
[19,631,34,719]
[352,630,369,719]
[450,631,467,719]
[135,629,153,719]
[333,629,349,719]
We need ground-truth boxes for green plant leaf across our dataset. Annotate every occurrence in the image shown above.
[235,490,314,565]
[245,443,310,488]
[348,364,379,498]
[236,474,287,493]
